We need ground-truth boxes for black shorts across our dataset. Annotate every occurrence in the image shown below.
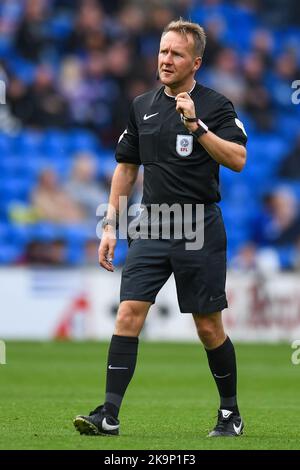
[120,204,228,314]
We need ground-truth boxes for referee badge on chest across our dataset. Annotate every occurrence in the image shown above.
[176,134,193,157]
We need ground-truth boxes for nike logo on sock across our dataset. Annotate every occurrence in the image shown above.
[214,373,231,379]
[108,365,128,370]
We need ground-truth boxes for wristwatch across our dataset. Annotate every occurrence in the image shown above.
[181,114,208,139]
[102,217,118,229]
[190,119,209,139]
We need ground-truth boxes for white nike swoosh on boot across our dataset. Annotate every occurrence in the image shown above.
[233,420,243,434]
[221,409,233,419]
[102,417,119,431]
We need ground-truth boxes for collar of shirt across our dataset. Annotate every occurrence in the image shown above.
[164,80,197,99]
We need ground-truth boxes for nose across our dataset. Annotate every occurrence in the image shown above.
[163,51,173,64]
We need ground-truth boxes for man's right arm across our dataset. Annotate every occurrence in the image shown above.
[99,163,139,271]
[107,163,140,219]
[99,98,141,271]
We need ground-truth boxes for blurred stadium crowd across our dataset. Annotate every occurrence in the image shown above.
[0,0,300,270]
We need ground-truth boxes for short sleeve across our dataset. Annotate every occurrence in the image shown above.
[213,98,248,147]
[115,101,141,165]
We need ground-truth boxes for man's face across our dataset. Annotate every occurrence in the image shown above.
[158,31,201,87]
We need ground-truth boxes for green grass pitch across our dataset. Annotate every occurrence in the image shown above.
[0,341,299,450]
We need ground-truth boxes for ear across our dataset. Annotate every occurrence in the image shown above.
[193,56,202,72]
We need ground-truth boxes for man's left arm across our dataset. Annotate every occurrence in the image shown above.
[176,92,247,172]
[193,129,246,172]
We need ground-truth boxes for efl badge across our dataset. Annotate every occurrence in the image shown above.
[176,135,193,157]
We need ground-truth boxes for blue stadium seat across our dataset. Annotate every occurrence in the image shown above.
[0,36,13,59]
[222,205,251,231]
[68,129,99,153]
[41,157,72,178]
[0,222,10,243]
[220,166,248,194]
[0,132,13,154]
[30,223,62,242]
[19,155,71,180]
[247,134,289,164]
[277,246,295,270]
[0,177,32,203]
[277,113,300,140]
[60,224,96,245]
[227,227,251,247]
[9,222,34,246]
[0,243,22,264]
[43,129,70,156]
[15,130,44,152]
[8,56,36,84]
[66,244,85,265]
[0,155,24,177]
[50,12,73,39]
[189,3,235,30]
[235,111,256,136]
[113,239,128,266]
[21,157,49,179]
[101,154,117,179]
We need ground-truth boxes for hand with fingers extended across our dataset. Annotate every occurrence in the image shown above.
[98,226,117,272]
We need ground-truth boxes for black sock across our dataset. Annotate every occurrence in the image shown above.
[104,335,139,418]
[205,336,239,414]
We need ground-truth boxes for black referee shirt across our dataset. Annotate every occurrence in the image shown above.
[115,83,247,205]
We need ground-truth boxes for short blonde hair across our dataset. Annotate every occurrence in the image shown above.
[163,19,206,58]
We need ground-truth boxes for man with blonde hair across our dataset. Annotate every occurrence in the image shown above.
[74,19,247,438]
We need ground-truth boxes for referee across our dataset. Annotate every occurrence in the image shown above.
[74,19,247,438]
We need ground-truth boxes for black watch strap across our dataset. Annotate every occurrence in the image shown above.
[181,114,198,123]
[190,119,209,139]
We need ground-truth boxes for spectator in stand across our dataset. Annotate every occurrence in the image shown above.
[14,0,51,62]
[7,75,32,123]
[251,28,274,68]
[243,51,273,131]
[272,51,300,109]
[25,65,70,127]
[279,133,300,180]
[231,243,258,272]
[0,63,22,133]
[200,18,223,67]
[256,188,300,246]
[58,57,85,125]
[207,47,246,107]
[230,242,280,273]
[117,3,146,56]
[24,239,67,265]
[292,236,300,271]
[65,152,108,221]
[31,169,84,223]
[84,239,100,266]
[65,0,107,55]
